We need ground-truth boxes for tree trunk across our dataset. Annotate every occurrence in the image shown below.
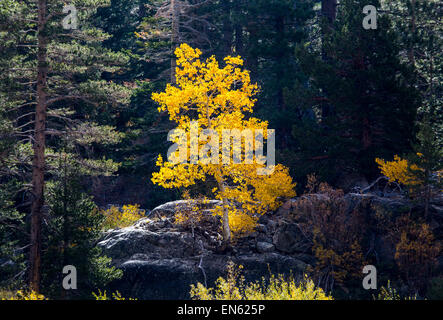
[362,116,372,150]
[320,0,337,59]
[138,0,146,18]
[321,0,337,24]
[276,15,285,113]
[61,156,69,299]
[275,14,288,148]
[424,168,430,219]
[233,0,243,55]
[234,24,243,56]
[171,0,180,83]
[30,0,48,293]
[218,179,231,243]
[408,0,416,66]
[320,0,337,123]
[222,0,233,55]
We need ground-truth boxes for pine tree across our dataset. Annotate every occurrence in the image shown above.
[230,0,316,148]
[0,180,26,289]
[41,155,122,299]
[409,118,443,218]
[0,0,131,292]
[136,0,215,82]
[381,0,442,147]
[293,0,421,183]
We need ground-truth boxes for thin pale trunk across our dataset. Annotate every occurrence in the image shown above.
[205,98,231,243]
[30,0,48,293]
[171,0,179,83]
[218,179,231,243]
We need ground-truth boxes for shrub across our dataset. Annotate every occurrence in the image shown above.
[227,209,258,238]
[375,123,442,218]
[394,216,440,293]
[190,262,332,300]
[374,281,417,300]
[1,290,46,300]
[375,155,421,187]
[92,289,136,300]
[102,204,146,229]
[42,173,123,299]
[174,192,258,239]
[174,192,209,231]
[293,183,368,292]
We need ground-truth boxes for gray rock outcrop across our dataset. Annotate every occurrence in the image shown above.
[99,192,442,299]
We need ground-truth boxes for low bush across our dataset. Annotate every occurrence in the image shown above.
[190,262,332,300]
[102,204,146,229]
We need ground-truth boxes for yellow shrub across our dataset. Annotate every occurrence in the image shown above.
[394,216,440,291]
[294,184,367,292]
[374,281,417,300]
[102,204,145,229]
[174,210,202,226]
[174,193,206,229]
[1,290,46,300]
[175,193,259,239]
[375,155,421,186]
[92,289,136,300]
[227,209,258,239]
[190,262,333,300]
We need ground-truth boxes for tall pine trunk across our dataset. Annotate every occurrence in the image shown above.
[30,0,48,293]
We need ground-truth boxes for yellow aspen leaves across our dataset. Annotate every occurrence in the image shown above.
[375,155,422,186]
[151,44,296,239]
[102,204,146,229]
[1,290,46,300]
[190,262,332,300]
